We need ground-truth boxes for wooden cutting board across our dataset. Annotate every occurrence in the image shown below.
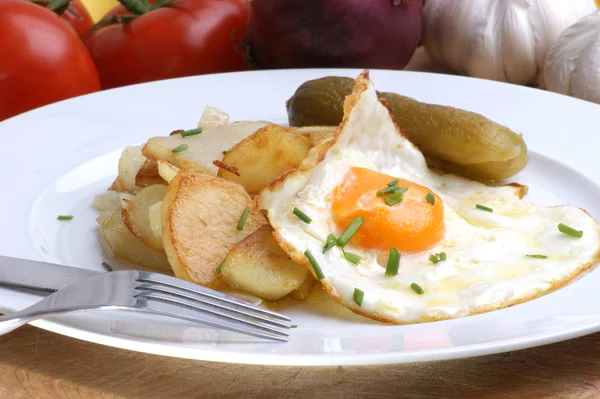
[2,49,598,398]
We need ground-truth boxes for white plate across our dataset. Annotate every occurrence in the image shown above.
[2,69,600,366]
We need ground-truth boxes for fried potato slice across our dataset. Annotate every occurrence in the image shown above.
[108,176,128,193]
[217,124,312,195]
[161,171,266,286]
[143,121,269,176]
[220,225,308,301]
[122,184,168,251]
[197,106,230,129]
[289,125,336,147]
[97,207,171,272]
[135,159,164,187]
[289,274,316,301]
[157,160,180,184]
[118,145,147,193]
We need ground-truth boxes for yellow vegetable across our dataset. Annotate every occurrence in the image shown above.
[81,0,118,21]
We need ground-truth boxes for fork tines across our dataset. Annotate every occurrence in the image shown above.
[134,271,292,342]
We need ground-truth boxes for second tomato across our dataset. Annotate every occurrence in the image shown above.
[84,0,248,89]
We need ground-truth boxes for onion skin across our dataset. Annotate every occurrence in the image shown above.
[245,0,424,70]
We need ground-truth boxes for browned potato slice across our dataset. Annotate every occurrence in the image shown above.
[217,124,312,195]
[118,145,147,193]
[162,171,266,286]
[122,185,168,251]
[108,176,127,192]
[135,159,164,187]
[97,207,171,272]
[143,121,269,176]
[290,125,336,147]
[157,160,180,184]
[220,225,308,301]
[289,274,316,301]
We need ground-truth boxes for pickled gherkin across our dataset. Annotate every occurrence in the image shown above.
[286,76,528,182]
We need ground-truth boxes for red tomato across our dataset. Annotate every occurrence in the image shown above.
[84,0,248,89]
[0,0,101,122]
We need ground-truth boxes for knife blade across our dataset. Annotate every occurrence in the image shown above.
[0,255,103,293]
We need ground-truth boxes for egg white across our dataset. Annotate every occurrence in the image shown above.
[258,72,600,324]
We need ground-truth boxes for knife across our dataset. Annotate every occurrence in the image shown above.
[0,255,103,293]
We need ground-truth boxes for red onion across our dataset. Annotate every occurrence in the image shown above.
[244,0,424,70]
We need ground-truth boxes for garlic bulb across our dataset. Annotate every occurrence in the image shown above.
[423,0,597,85]
[544,10,600,103]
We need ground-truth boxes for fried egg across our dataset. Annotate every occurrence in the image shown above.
[258,72,600,324]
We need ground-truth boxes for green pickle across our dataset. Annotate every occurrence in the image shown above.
[287,77,528,182]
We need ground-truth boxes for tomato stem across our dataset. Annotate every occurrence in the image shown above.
[28,0,72,16]
[118,0,152,15]
[83,15,137,40]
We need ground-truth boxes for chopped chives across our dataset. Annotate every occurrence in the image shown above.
[323,234,338,253]
[384,190,404,206]
[181,127,203,137]
[343,251,361,265]
[222,150,227,155]
[526,254,548,259]
[172,144,188,153]
[337,216,364,247]
[429,252,447,264]
[57,215,74,221]
[304,249,324,279]
[558,223,583,238]
[426,192,435,205]
[237,207,250,230]
[396,186,409,195]
[216,261,224,274]
[292,207,312,224]
[475,204,493,213]
[290,325,298,328]
[385,248,400,276]
[410,282,424,295]
[101,262,113,272]
[377,185,399,196]
[353,288,364,306]
[387,179,399,187]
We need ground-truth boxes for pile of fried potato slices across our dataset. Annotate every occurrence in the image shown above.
[93,105,335,302]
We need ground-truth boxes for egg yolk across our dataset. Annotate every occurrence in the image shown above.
[331,167,445,252]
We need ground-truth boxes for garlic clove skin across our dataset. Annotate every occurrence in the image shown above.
[544,10,600,104]
[424,0,597,85]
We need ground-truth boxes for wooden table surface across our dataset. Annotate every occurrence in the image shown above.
[3,49,598,399]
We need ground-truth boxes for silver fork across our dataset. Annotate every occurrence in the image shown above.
[0,270,291,341]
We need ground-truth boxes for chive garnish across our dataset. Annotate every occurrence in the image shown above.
[410,282,424,295]
[222,150,227,155]
[353,288,364,306]
[384,190,404,206]
[216,261,224,274]
[181,127,203,137]
[323,234,338,253]
[426,193,435,205]
[290,325,298,328]
[237,207,250,230]
[387,179,399,187]
[526,254,548,259]
[558,223,583,238]
[305,249,324,279]
[172,144,188,153]
[475,204,493,213]
[429,252,447,264]
[377,185,399,196]
[344,251,361,265]
[385,248,400,276]
[101,262,113,272]
[293,207,312,224]
[337,216,364,247]
[57,215,74,221]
